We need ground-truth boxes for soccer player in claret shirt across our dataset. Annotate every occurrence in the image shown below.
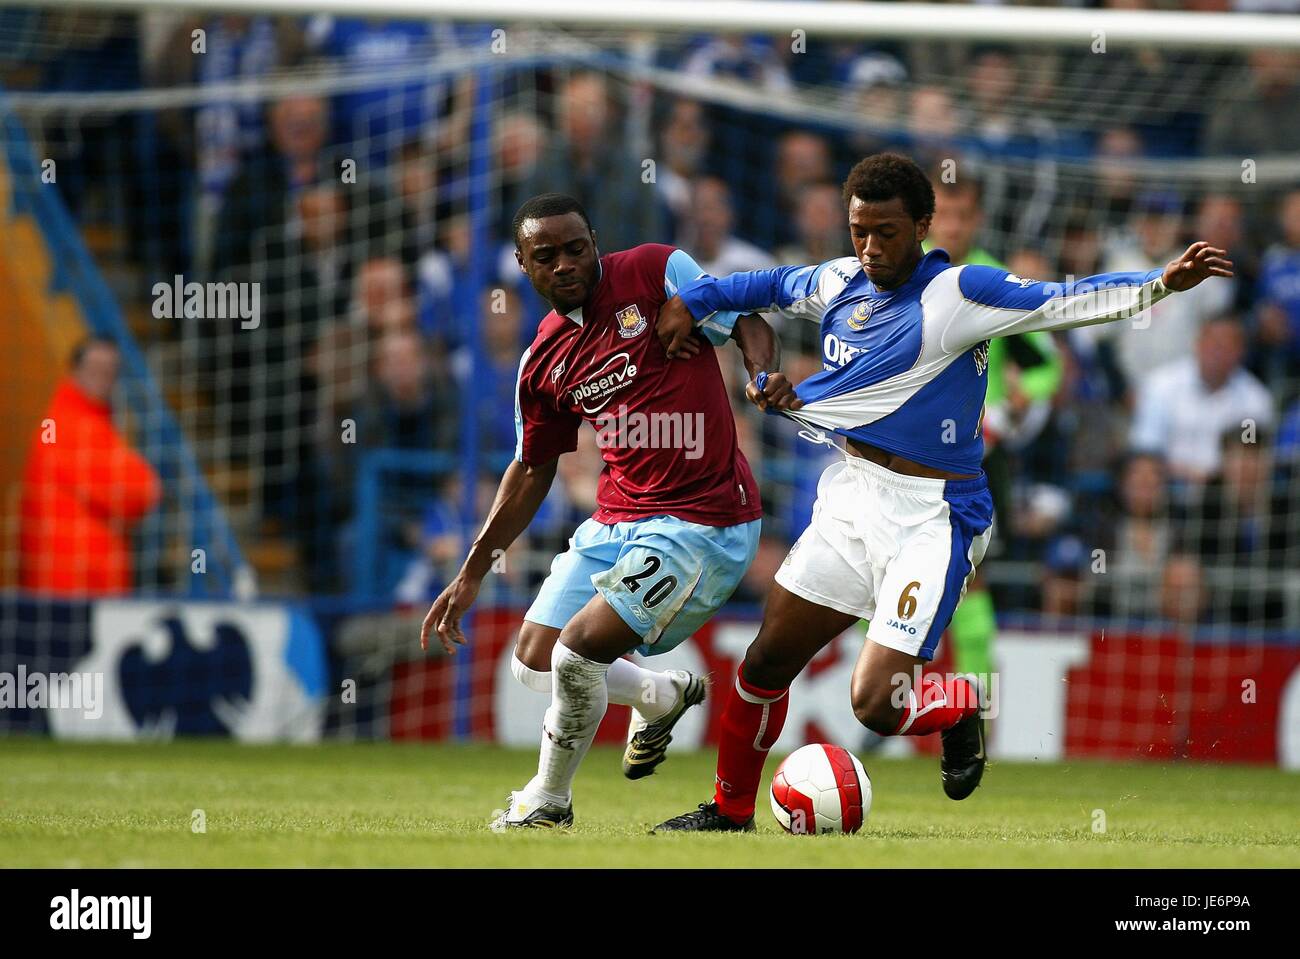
[652,153,1233,832]
[419,193,781,828]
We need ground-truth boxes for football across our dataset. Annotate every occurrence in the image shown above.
[770,743,872,835]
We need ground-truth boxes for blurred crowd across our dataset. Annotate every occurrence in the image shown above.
[4,7,1299,626]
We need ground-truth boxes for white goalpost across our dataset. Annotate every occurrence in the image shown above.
[9,0,1300,48]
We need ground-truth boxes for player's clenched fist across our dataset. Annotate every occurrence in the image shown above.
[420,574,480,654]
[657,295,703,358]
[1161,241,1233,292]
[746,371,803,413]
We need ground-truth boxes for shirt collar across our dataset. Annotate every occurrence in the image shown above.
[563,260,604,326]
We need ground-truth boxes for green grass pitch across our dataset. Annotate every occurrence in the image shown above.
[2,738,1298,868]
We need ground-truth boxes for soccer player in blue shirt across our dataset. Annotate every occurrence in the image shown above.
[652,153,1232,831]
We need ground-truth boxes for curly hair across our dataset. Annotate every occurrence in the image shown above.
[841,153,935,222]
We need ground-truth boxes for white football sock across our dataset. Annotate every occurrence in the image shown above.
[606,658,678,722]
[510,652,551,694]
[526,642,610,806]
[513,650,677,722]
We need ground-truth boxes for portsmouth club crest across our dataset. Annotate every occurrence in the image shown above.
[615,303,647,339]
[846,299,875,331]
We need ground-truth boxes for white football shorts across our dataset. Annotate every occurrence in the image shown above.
[775,455,993,660]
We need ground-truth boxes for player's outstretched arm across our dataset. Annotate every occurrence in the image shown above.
[940,241,1234,352]
[420,457,559,654]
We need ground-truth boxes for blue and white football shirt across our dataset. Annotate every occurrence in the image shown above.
[678,250,1171,474]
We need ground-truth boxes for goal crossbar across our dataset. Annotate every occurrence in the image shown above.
[7,0,1300,51]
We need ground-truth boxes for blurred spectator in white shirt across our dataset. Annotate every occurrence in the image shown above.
[1082,190,1213,397]
[1130,317,1274,482]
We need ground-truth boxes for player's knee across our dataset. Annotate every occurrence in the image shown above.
[741,639,798,692]
[556,617,601,662]
[851,685,900,735]
[558,601,638,663]
[515,622,556,672]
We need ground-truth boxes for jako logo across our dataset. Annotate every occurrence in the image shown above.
[570,352,638,413]
[50,889,151,939]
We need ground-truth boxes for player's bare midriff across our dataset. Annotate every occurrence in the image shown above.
[845,438,979,482]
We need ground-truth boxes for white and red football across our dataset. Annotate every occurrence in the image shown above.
[770,743,871,835]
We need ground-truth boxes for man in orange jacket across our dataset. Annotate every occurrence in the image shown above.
[20,336,162,595]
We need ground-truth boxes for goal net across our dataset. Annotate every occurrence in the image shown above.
[2,1,1298,764]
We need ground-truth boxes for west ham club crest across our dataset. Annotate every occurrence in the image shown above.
[615,303,647,338]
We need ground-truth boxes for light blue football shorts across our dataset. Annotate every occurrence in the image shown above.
[524,515,761,657]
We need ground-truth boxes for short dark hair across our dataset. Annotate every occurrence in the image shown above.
[512,193,593,248]
[842,152,935,222]
[70,334,118,370]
